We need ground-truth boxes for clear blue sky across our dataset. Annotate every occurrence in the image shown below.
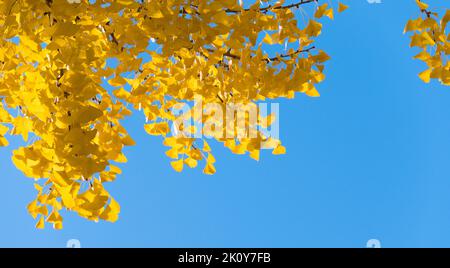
[1,0,450,248]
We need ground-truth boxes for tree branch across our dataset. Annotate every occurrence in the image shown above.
[191,0,318,14]
[205,46,316,63]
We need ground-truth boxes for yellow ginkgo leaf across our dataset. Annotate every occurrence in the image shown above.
[419,69,432,83]
[165,147,179,159]
[121,135,136,146]
[416,0,429,10]
[203,140,212,152]
[0,0,347,229]
[144,122,170,136]
[338,2,349,13]
[206,153,216,164]
[273,145,286,155]
[315,4,334,20]
[249,150,260,161]
[35,216,45,229]
[306,88,321,97]
[203,163,216,175]
[185,157,198,168]
[170,159,184,172]
[0,136,8,147]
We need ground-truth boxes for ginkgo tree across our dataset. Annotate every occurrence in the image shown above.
[405,0,450,85]
[0,0,348,229]
[0,0,447,230]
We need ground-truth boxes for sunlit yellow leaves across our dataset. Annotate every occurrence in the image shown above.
[315,4,334,20]
[203,140,212,153]
[406,2,449,86]
[419,69,432,83]
[262,33,276,45]
[249,149,260,161]
[109,165,122,175]
[0,124,9,146]
[165,147,179,159]
[55,184,77,210]
[442,10,450,29]
[312,50,331,64]
[100,171,117,183]
[410,31,435,48]
[10,117,32,142]
[171,159,184,172]
[109,76,128,88]
[0,104,11,122]
[203,163,216,175]
[35,216,45,229]
[206,153,216,164]
[147,5,165,18]
[145,122,170,136]
[212,11,234,27]
[404,18,423,33]
[113,88,131,100]
[0,0,346,229]
[0,136,8,147]
[71,180,117,223]
[116,0,136,6]
[416,0,428,11]
[305,20,323,37]
[47,210,63,230]
[273,144,286,155]
[305,88,321,97]
[99,198,120,222]
[19,35,39,52]
[53,22,80,37]
[74,106,104,125]
[121,135,136,146]
[27,198,48,220]
[184,157,198,168]
[338,3,349,13]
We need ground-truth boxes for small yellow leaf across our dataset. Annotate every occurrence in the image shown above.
[0,136,8,146]
[165,147,179,159]
[144,122,170,136]
[338,2,349,13]
[171,159,184,172]
[36,216,45,229]
[416,0,428,10]
[203,163,216,175]
[249,150,260,161]
[273,145,286,155]
[185,157,198,168]
[306,88,320,97]
[203,140,212,152]
[121,135,136,146]
[207,153,216,164]
[419,69,432,83]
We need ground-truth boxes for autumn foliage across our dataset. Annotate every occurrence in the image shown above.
[0,0,345,229]
[405,1,450,85]
[0,0,447,229]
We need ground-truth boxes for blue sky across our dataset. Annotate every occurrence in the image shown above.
[1,0,450,248]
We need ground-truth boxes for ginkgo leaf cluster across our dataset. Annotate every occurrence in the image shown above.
[405,0,450,85]
[0,0,345,229]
